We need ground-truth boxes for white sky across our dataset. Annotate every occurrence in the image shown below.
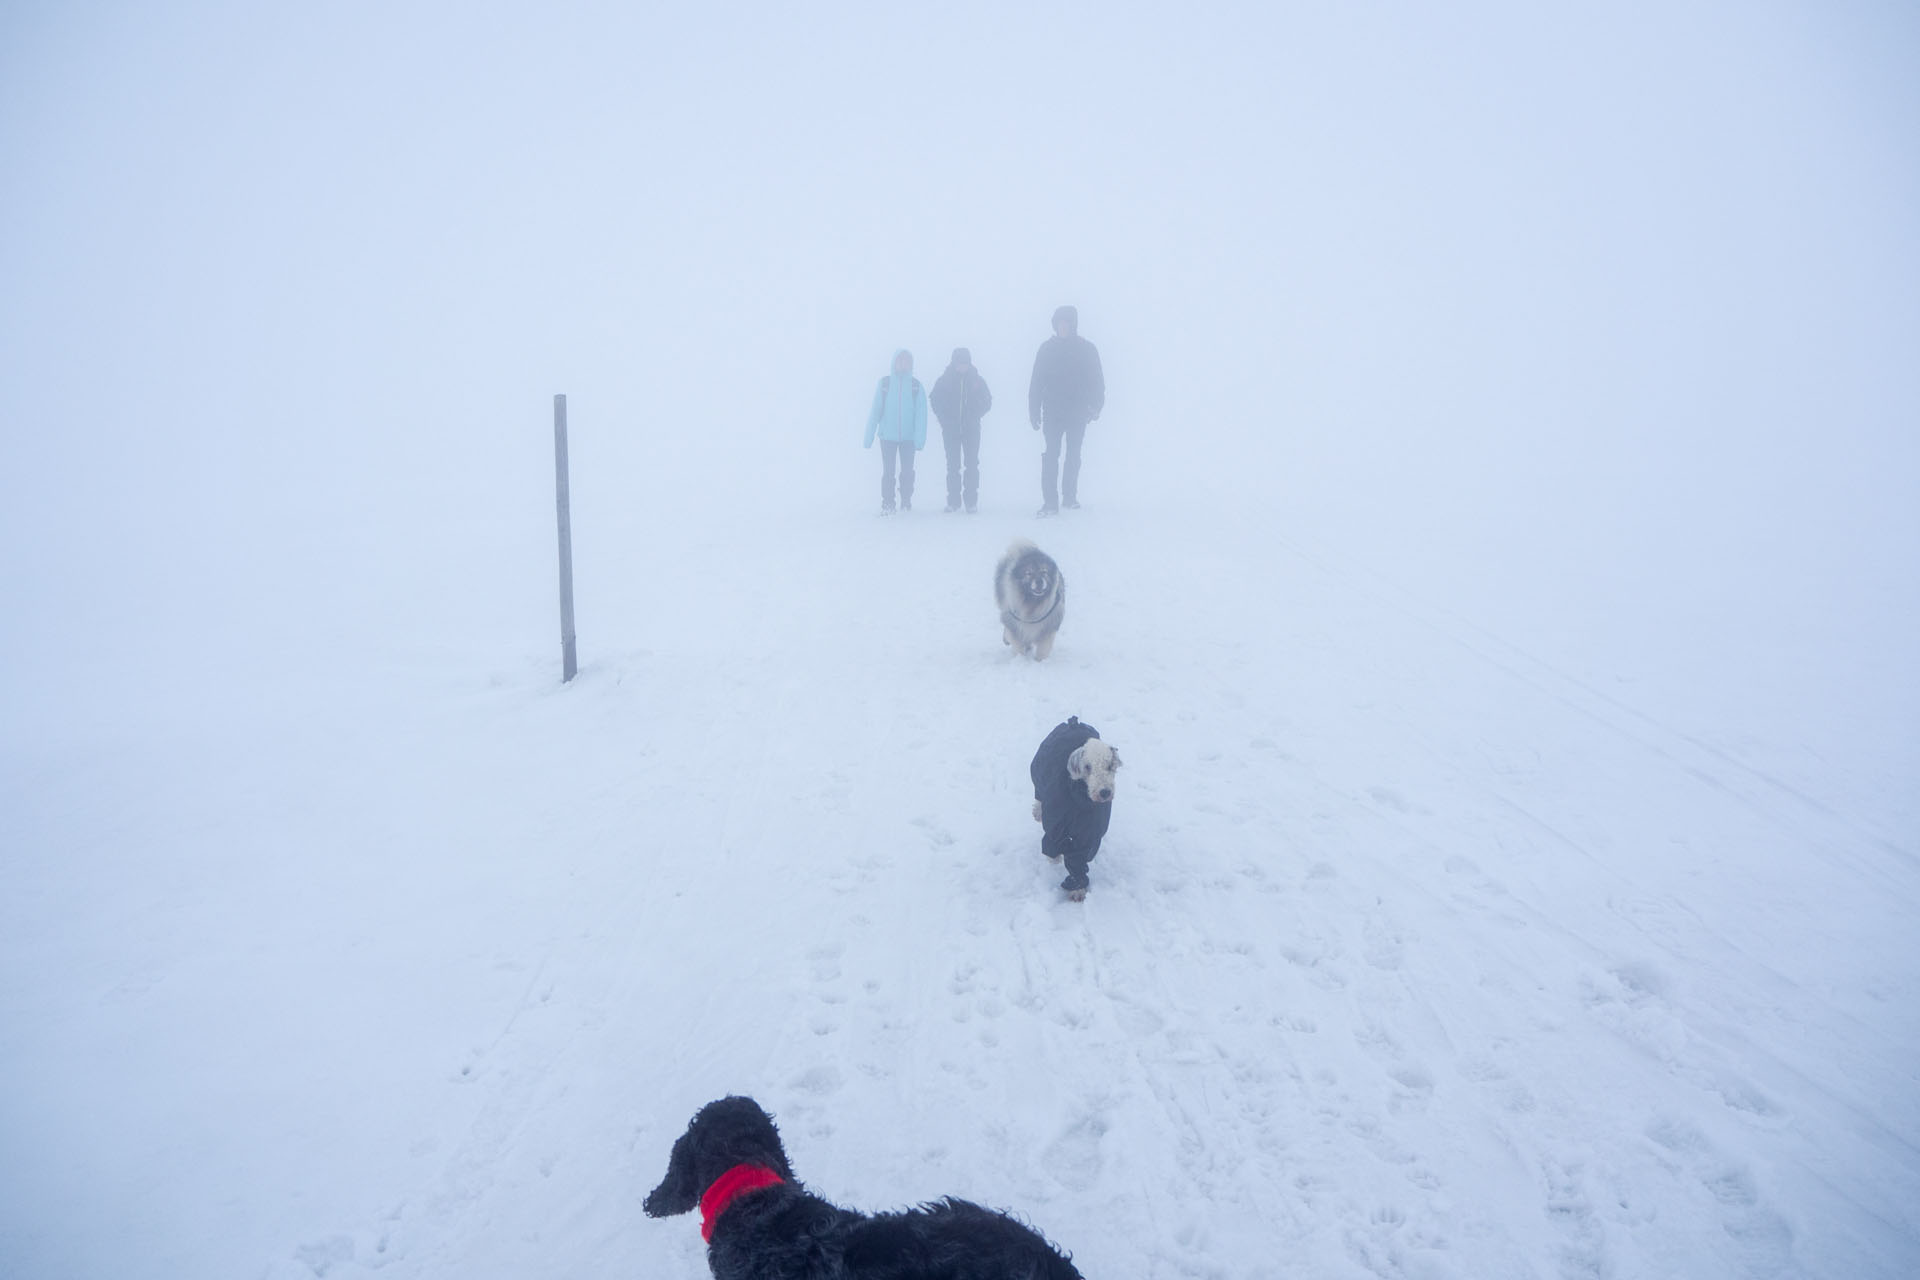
[2,0,1916,801]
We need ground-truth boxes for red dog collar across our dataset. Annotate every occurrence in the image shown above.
[699,1163,785,1242]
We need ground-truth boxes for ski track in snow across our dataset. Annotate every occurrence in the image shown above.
[6,490,1917,1280]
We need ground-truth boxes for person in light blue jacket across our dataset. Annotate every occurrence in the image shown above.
[863,349,928,514]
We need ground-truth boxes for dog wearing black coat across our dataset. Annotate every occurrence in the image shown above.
[1030,716,1121,902]
[645,1096,1084,1280]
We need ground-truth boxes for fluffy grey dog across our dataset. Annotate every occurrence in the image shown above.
[995,539,1066,660]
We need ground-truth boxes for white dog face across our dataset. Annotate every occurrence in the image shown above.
[1067,739,1122,803]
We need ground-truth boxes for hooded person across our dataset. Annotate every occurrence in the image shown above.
[928,347,993,513]
[863,348,927,513]
[1026,305,1105,516]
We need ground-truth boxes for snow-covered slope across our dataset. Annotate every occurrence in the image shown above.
[4,450,1914,1278]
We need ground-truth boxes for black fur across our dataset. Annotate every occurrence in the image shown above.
[646,1096,1084,1280]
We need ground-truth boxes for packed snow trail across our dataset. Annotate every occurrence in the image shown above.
[312,491,1913,1277]
[5,478,1916,1280]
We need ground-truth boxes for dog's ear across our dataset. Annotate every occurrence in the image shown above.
[1109,749,1122,769]
[642,1126,702,1218]
[1066,746,1087,780]
[757,1106,796,1183]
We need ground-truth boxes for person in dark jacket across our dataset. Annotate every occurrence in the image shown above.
[1029,716,1121,901]
[1026,305,1105,516]
[929,348,993,513]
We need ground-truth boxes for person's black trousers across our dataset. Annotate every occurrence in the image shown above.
[941,421,980,509]
[1040,419,1087,509]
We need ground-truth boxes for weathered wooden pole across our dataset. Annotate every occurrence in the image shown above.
[553,393,578,682]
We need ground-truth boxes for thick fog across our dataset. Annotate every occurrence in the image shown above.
[3,4,1916,807]
[4,6,1920,1277]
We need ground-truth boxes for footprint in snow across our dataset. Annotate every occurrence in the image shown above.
[1352,1021,1403,1063]
[1589,955,1781,1136]
[1645,1117,1797,1271]
[1044,1114,1109,1192]
[808,943,844,983]
[1459,1054,1536,1114]
[1387,1065,1435,1114]
[293,1235,355,1277]
[1279,943,1348,992]
[1361,912,1406,971]
[911,815,955,848]
[1443,854,1527,927]
[1580,962,1689,1063]
[1711,1072,1784,1120]
[1344,1114,1418,1168]
[1542,1158,1609,1280]
[789,1064,844,1098]
[1366,786,1428,816]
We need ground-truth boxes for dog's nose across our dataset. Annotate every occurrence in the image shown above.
[1097,789,1112,801]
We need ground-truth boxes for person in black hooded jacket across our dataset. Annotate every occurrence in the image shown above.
[929,348,992,513]
[1029,716,1117,899]
[1026,305,1105,516]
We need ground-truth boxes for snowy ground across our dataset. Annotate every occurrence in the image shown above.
[3,431,1915,1279]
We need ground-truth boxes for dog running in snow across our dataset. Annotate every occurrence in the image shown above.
[644,1096,1083,1280]
[995,539,1065,660]
[1030,716,1120,901]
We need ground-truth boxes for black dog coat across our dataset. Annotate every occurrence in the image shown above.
[1030,716,1112,892]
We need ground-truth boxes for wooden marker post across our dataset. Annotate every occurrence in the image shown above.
[553,393,578,682]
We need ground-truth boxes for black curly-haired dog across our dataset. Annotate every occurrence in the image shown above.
[645,1096,1084,1280]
